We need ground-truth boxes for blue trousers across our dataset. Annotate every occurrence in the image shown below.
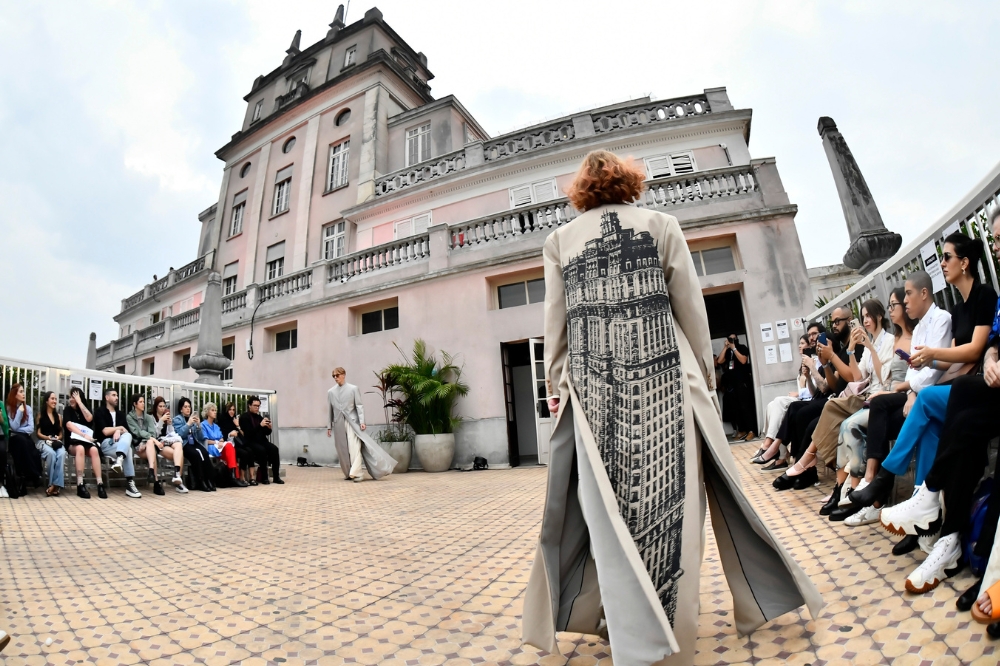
[40,443,67,487]
[882,385,951,485]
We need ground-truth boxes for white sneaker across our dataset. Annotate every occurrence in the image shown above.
[905,533,962,594]
[175,482,189,494]
[0,486,8,499]
[111,455,124,475]
[125,480,142,498]
[880,483,942,536]
[845,505,880,526]
[919,532,940,554]
[837,481,853,507]
[172,475,183,486]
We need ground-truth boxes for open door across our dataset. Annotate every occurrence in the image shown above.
[501,344,520,468]
[529,337,552,465]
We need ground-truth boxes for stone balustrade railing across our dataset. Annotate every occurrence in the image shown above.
[171,308,200,330]
[637,165,758,210]
[449,200,577,251]
[327,234,430,283]
[138,321,165,342]
[592,96,710,135]
[96,344,111,360]
[123,290,144,311]
[483,120,575,163]
[115,335,134,351]
[119,252,212,313]
[260,270,312,302]
[373,149,466,197]
[176,255,206,281]
[149,276,169,296]
[222,290,247,314]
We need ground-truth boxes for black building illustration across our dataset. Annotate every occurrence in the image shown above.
[563,210,686,622]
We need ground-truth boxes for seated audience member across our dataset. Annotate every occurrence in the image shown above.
[63,387,105,499]
[35,391,67,497]
[5,383,43,493]
[750,334,812,470]
[754,323,827,471]
[200,403,247,487]
[241,396,282,485]
[219,402,253,486]
[126,394,169,496]
[150,397,188,493]
[173,397,214,492]
[94,388,141,499]
[773,309,860,490]
[838,287,916,527]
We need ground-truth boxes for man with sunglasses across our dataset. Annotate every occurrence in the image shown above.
[715,333,755,440]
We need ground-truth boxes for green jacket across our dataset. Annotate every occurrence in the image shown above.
[126,410,158,443]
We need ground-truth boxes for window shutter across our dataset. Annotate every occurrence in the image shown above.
[395,219,413,239]
[531,180,557,203]
[223,262,239,279]
[646,156,672,179]
[412,213,431,234]
[233,190,247,206]
[670,153,695,175]
[407,135,418,167]
[275,166,293,183]
[510,185,532,208]
[266,241,286,263]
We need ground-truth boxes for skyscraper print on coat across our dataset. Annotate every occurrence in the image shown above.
[522,204,823,666]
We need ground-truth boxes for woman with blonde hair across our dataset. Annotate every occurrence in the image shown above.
[521,150,821,664]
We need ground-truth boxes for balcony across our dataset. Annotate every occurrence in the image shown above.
[119,251,214,315]
[94,159,787,370]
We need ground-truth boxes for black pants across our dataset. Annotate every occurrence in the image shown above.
[232,436,253,470]
[0,435,7,486]
[249,439,280,477]
[8,432,43,484]
[923,375,1000,549]
[183,441,214,483]
[865,392,908,462]
[779,397,827,460]
[723,378,758,433]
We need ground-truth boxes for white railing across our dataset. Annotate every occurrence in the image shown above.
[808,160,1000,323]
[175,255,206,281]
[149,275,169,296]
[327,234,430,283]
[592,95,711,135]
[260,270,312,301]
[449,200,577,250]
[171,308,200,330]
[138,321,165,342]
[122,290,144,310]
[483,120,576,163]
[119,253,210,313]
[637,165,758,210]
[222,290,247,314]
[373,149,467,197]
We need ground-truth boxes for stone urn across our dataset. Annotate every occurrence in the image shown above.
[414,434,455,472]
[380,439,412,473]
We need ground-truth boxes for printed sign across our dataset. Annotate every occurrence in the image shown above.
[943,220,961,240]
[775,320,790,340]
[89,378,102,401]
[69,374,85,393]
[760,322,774,343]
[920,241,946,293]
[791,317,804,331]
[779,342,793,363]
[259,395,270,415]
[764,345,778,364]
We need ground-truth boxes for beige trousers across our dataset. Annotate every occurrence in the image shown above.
[813,395,866,467]
[346,421,364,479]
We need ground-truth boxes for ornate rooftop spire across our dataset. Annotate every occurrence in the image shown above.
[327,5,346,39]
[282,29,302,67]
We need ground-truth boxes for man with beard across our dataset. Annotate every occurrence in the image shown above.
[773,306,860,490]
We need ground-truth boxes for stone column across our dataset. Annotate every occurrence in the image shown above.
[85,333,97,369]
[188,272,230,385]
[818,117,902,274]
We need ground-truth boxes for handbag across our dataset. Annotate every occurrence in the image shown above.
[841,378,870,398]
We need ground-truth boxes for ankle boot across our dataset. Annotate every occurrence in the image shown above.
[892,533,920,556]
[848,468,894,507]
[820,483,843,516]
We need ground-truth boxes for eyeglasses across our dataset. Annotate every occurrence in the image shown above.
[941,252,955,262]
[831,317,850,325]
[888,302,901,310]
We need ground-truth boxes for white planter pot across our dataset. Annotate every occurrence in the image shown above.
[413,433,455,472]
[380,440,412,473]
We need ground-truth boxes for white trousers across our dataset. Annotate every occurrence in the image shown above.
[763,396,796,440]
[346,421,364,479]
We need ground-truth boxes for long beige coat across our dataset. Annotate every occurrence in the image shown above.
[521,204,823,666]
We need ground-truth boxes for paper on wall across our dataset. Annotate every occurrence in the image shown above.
[779,343,793,363]
[791,317,804,330]
[259,395,270,415]
[764,345,778,364]
[69,374,85,394]
[89,379,102,401]
[760,322,774,342]
[775,320,789,340]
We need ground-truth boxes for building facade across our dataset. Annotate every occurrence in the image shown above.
[92,6,814,468]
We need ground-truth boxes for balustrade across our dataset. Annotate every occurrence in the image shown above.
[260,270,312,302]
[171,308,200,330]
[483,121,575,163]
[138,321,165,342]
[449,200,577,251]
[115,336,134,351]
[175,255,206,281]
[327,234,430,283]
[374,150,466,197]
[122,290,144,311]
[222,290,247,314]
[149,276,169,296]
[96,344,111,360]
[592,95,711,134]
[637,166,758,209]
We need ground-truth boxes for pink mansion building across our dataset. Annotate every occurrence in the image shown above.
[91,6,813,468]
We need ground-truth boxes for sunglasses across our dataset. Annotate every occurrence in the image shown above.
[941,252,955,262]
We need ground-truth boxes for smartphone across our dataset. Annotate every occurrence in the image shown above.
[850,318,862,330]
[817,332,828,346]
[895,349,911,362]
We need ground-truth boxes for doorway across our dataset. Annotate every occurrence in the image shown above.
[501,340,550,467]
[702,289,757,438]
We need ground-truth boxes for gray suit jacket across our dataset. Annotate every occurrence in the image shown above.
[328,383,365,429]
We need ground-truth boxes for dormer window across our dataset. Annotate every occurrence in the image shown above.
[288,68,310,92]
[405,123,431,167]
[344,46,357,68]
[252,100,263,123]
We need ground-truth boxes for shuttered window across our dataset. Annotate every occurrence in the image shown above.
[644,151,697,179]
[509,178,557,209]
[265,241,285,280]
[223,261,239,295]
[229,190,247,237]
[393,212,432,239]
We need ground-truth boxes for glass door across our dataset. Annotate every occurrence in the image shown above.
[528,338,551,465]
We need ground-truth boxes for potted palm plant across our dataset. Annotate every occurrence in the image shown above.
[384,340,469,472]
[371,370,412,473]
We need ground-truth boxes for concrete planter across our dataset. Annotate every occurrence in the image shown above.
[380,440,412,473]
[414,434,455,472]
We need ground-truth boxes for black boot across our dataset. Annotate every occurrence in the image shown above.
[957,578,983,612]
[793,466,819,490]
[232,470,248,487]
[819,483,843,516]
[829,502,863,521]
[848,469,894,507]
[892,534,920,556]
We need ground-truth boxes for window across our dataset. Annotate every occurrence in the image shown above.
[265,241,285,280]
[327,139,350,190]
[275,328,298,351]
[361,307,399,334]
[222,343,234,382]
[150,312,160,325]
[690,246,737,276]
[239,162,251,178]
[323,221,347,259]
[644,152,697,179]
[282,136,296,153]
[223,261,239,295]
[393,212,431,239]
[405,123,431,166]
[252,100,263,122]
[509,179,557,208]
[229,190,247,237]
[182,353,190,369]
[335,108,351,126]
[273,166,292,215]
[143,359,155,376]
[498,279,546,309]
[344,46,357,68]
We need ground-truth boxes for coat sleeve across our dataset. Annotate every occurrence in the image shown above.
[656,213,717,391]
[354,386,365,424]
[542,231,569,399]
[328,391,336,429]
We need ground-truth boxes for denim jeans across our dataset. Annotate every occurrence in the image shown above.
[882,385,951,485]
[100,433,135,477]
[40,443,67,487]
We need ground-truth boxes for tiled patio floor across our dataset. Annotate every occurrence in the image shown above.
[0,442,997,665]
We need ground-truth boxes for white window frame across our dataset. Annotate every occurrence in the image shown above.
[393,212,432,240]
[273,179,290,215]
[266,257,284,281]
[223,276,238,295]
[344,46,357,67]
[405,123,431,167]
[252,100,263,122]
[509,178,558,209]
[644,151,697,180]
[323,221,347,260]
[326,139,350,191]
[230,202,245,237]
[222,343,234,382]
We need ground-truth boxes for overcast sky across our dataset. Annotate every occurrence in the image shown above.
[2,1,999,367]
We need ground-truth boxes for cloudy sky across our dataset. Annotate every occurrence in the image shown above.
[2,1,998,367]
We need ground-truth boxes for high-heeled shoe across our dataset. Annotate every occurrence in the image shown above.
[958,578,983,612]
[752,450,779,465]
[793,466,819,490]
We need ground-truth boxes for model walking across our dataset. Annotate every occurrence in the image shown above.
[326,367,396,481]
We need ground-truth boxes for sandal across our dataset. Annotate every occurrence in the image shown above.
[45,485,59,497]
[972,580,1000,624]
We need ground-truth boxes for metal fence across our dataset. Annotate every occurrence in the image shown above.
[807,160,1000,324]
[0,355,278,446]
